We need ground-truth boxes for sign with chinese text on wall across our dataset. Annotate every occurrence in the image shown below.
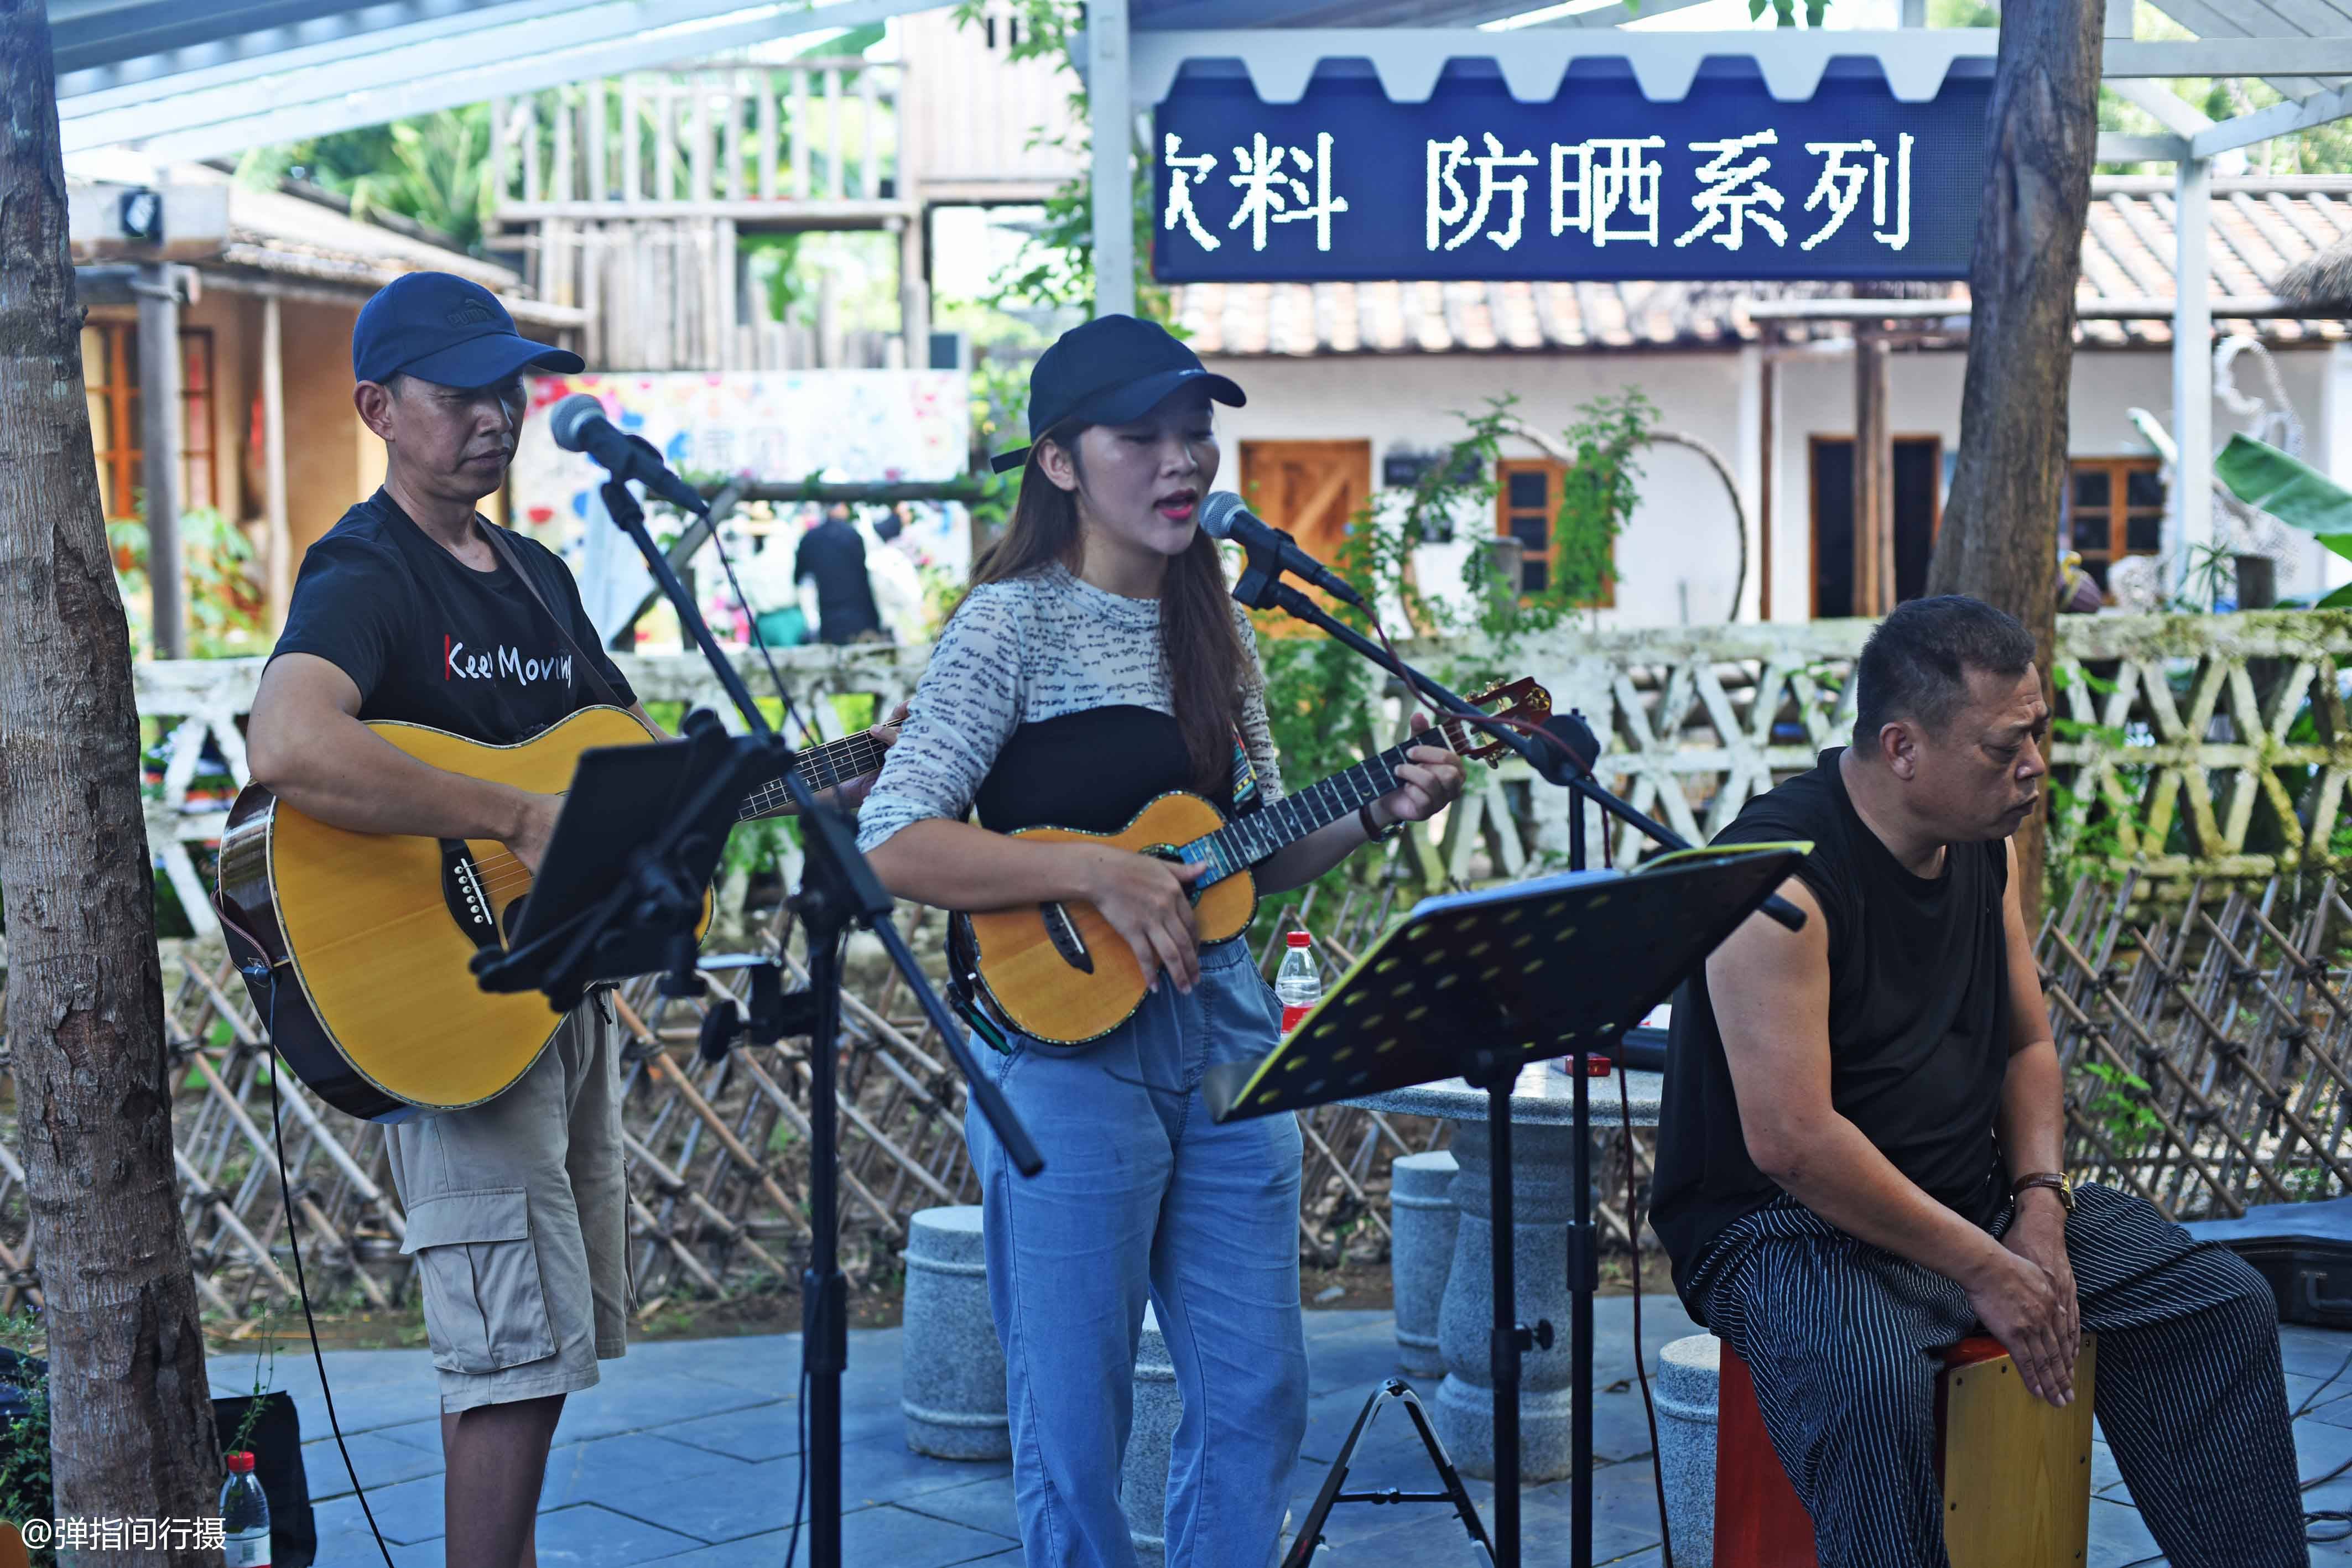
[1152,58,1993,283]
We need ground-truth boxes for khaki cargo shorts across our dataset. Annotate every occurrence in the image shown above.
[386,996,630,1414]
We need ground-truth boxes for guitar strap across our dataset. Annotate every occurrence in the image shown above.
[478,520,633,712]
[479,522,632,1015]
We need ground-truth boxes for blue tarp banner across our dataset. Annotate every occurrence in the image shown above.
[1150,58,1993,284]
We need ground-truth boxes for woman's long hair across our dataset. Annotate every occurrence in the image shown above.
[965,430,1250,795]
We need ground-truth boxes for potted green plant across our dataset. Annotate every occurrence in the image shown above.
[0,1319,54,1568]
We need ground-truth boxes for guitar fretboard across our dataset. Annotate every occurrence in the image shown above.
[1179,722,1462,887]
[736,728,889,821]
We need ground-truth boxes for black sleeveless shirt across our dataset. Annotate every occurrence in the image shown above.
[1649,749,2011,1307]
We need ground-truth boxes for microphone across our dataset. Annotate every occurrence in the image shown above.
[1530,712,1602,783]
[1197,492,1365,608]
[548,393,709,518]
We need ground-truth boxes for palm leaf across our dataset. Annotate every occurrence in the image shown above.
[2214,433,2352,566]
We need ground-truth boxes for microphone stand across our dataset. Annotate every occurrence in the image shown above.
[1228,541,1798,1568]
[481,477,1041,1568]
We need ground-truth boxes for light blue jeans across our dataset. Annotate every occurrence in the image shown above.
[964,936,1309,1568]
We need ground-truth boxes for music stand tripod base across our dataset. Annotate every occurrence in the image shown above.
[1283,1379,1492,1568]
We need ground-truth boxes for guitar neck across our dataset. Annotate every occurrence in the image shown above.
[737,727,889,820]
[1188,726,1453,884]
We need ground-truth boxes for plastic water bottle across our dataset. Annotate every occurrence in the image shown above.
[220,1450,270,1567]
[1275,930,1322,1033]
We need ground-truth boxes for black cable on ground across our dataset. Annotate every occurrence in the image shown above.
[1621,1061,1675,1568]
[261,980,397,1567]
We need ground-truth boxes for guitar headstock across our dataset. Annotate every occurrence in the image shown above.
[1437,677,1554,768]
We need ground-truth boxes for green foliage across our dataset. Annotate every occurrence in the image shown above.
[237,107,496,253]
[965,352,1034,546]
[1747,0,1829,25]
[2043,664,2155,895]
[949,0,1167,321]
[0,1315,51,1543]
[1535,390,1654,630]
[112,507,270,659]
[2215,434,2352,607]
[2075,1059,2164,1146]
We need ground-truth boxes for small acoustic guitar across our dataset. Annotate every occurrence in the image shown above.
[213,705,890,1122]
[953,679,1551,1046]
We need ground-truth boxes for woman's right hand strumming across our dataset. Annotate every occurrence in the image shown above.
[1069,843,1209,995]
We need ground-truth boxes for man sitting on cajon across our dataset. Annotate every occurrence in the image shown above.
[1651,596,2305,1568]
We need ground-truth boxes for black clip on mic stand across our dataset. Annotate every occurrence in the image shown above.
[1227,543,1802,1568]
[474,478,1042,1568]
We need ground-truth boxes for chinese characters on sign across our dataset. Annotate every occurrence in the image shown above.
[1152,61,1987,283]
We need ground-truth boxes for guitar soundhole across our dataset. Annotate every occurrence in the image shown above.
[1040,902,1095,975]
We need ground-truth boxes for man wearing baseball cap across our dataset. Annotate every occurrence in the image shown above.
[243,273,648,1568]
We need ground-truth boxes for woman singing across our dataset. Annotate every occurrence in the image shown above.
[856,314,1466,1566]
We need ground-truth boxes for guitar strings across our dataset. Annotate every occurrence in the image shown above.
[446,731,893,903]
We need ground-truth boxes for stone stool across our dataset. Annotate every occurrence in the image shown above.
[1122,1304,1178,1565]
[1390,1149,1460,1378]
[899,1207,1010,1460]
[1654,1334,1720,1567]
[1433,1116,1577,1480]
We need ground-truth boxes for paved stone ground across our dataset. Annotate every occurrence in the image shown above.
[213,1300,2352,1566]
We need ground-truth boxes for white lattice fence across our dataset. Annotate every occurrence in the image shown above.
[124,613,2352,945]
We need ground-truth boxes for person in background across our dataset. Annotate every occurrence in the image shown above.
[735,516,809,648]
[795,499,883,644]
[863,510,927,645]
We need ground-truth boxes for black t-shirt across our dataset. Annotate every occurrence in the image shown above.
[794,517,882,644]
[272,489,636,745]
[1648,749,2012,1313]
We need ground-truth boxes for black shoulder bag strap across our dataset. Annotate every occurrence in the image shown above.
[477,521,632,711]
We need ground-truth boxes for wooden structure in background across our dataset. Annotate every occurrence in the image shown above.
[488,59,923,373]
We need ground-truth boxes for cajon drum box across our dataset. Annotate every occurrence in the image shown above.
[1715,1334,2098,1568]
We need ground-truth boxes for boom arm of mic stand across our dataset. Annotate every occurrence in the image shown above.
[597,477,1043,1176]
[1235,569,1804,935]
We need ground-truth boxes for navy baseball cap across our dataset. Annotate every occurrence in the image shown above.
[990,314,1242,473]
[352,272,583,389]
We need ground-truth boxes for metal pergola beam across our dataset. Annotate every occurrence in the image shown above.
[2103,38,2352,76]
[2191,82,2352,158]
[60,0,584,112]
[66,0,948,162]
[48,0,365,75]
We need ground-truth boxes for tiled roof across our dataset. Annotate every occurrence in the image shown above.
[1171,187,2352,355]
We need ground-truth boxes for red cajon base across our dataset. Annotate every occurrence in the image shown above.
[1713,1334,2098,1568]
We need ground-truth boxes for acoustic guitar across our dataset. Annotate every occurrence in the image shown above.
[953,679,1550,1045]
[213,705,890,1122]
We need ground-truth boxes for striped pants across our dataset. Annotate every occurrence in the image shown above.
[1700,1182,2307,1568]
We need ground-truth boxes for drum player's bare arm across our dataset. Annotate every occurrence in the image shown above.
[1711,874,2077,1405]
[245,652,565,872]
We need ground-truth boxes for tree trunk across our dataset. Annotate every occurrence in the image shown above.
[1923,0,2103,921]
[0,3,222,1557]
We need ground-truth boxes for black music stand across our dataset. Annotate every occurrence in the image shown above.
[1209,848,1805,1568]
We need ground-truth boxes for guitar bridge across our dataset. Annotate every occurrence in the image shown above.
[1040,902,1095,974]
[438,840,504,952]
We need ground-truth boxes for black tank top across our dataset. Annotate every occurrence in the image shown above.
[1649,749,2011,1309]
[970,705,1267,836]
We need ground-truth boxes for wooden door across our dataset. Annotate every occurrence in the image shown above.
[1237,439,1372,566]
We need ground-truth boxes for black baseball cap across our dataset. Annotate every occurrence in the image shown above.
[990,314,1243,473]
[352,272,583,389]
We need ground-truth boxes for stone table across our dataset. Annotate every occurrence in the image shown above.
[1350,1061,1662,1482]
